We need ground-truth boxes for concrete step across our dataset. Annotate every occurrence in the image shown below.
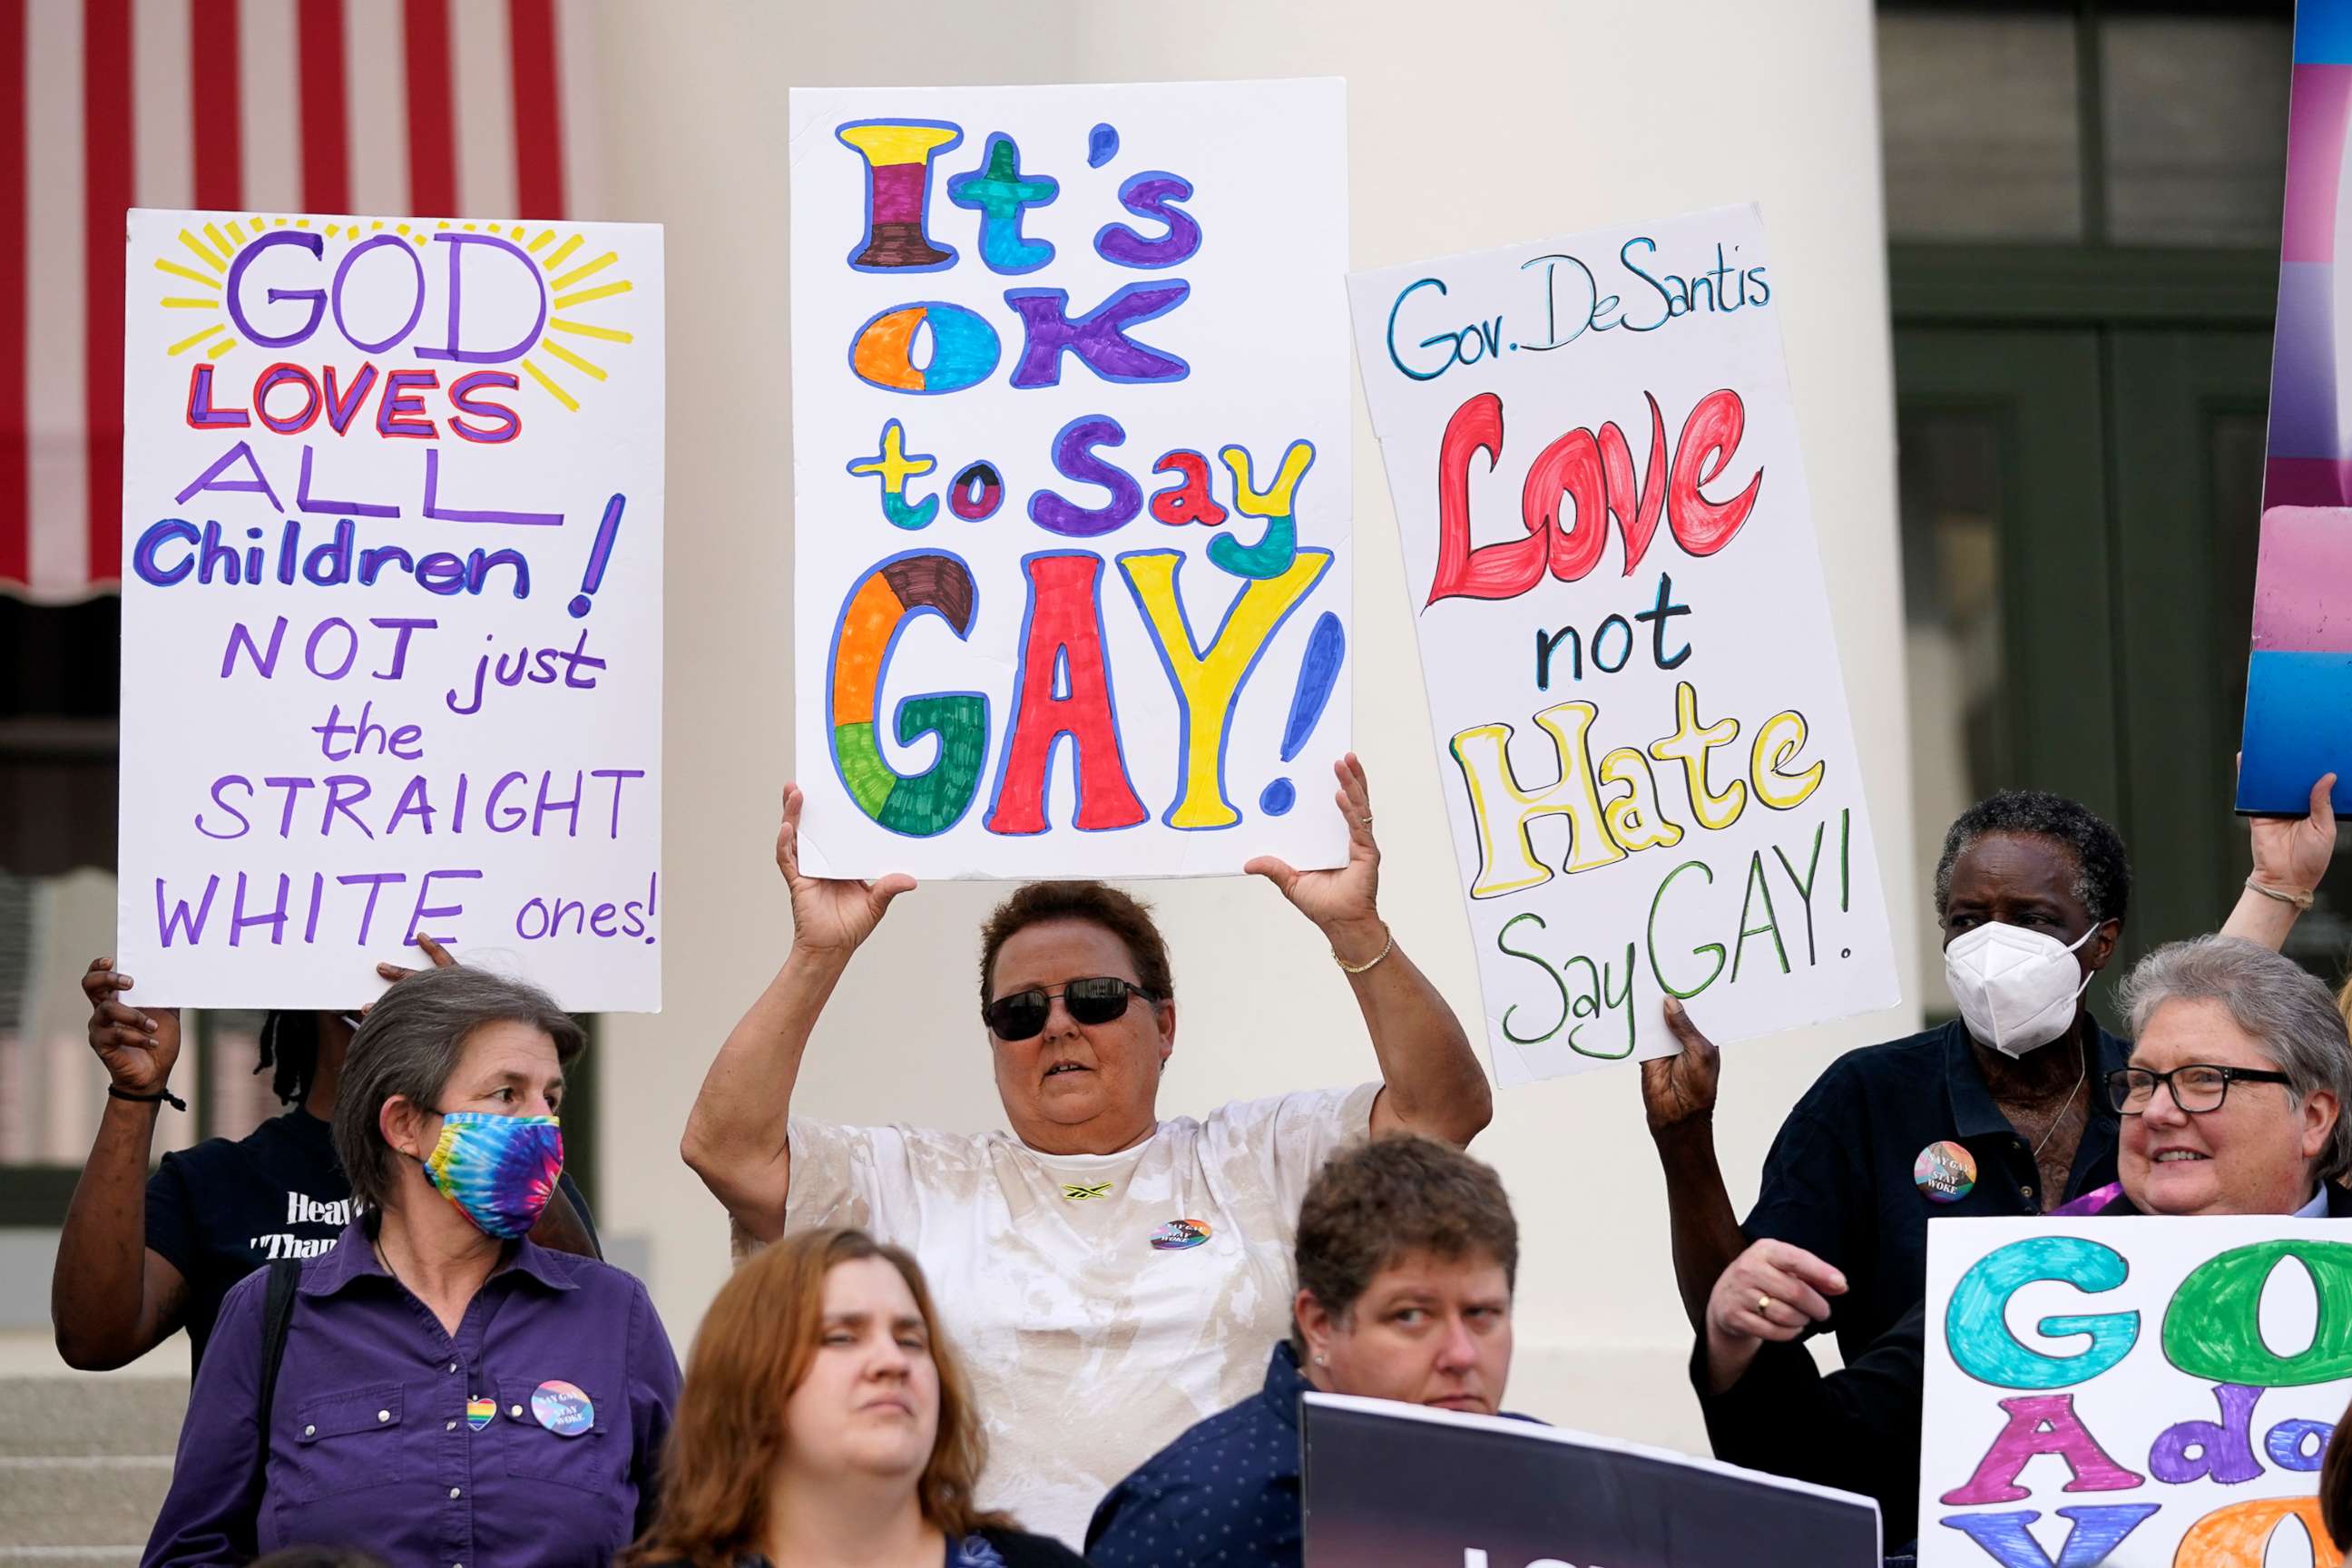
[0,1377,185,1459]
[0,1376,185,1555]
[0,1458,170,1551]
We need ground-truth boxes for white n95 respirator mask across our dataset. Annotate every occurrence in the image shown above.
[1943,921,2098,1058]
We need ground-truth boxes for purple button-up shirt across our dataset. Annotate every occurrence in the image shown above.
[143,1218,680,1568]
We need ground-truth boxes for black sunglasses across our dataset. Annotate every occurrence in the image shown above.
[2105,1063,2295,1115]
[983,976,1160,1041]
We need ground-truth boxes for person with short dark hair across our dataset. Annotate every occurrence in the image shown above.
[1086,1136,1524,1568]
[142,965,679,1567]
[625,1228,1084,1568]
[683,764,1492,1542]
[51,940,600,1375]
[1641,777,2336,1361]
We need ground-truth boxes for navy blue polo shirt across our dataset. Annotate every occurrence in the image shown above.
[1087,1342,1315,1568]
[1087,1343,1539,1568]
[1744,1018,2129,1360]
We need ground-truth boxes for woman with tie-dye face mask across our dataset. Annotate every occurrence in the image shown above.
[143,967,681,1568]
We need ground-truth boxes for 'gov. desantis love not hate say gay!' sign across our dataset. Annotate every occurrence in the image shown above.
[788,81,1352,879]
[1348,206,1896,1083]
[117,210,664,1010]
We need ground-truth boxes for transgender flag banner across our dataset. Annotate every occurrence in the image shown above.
[2243,0,2352,814]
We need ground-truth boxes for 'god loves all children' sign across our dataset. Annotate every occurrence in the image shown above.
[1347,206,1896,1083]
[788,81,1352,879]
[117,210,664,1009]
[1922,1217,2352,1567]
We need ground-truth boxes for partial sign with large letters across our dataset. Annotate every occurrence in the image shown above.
[1921,1216,2352,1567]
[788,81,1351,879]
[118,209,664,1009]
[1346,205,1896,1083]
[1302,1393,1881,1566]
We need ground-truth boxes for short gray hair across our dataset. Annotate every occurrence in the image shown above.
[332,966,585,1212]
[2118,936,2352,1183]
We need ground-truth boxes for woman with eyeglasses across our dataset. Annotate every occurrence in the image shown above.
[682,759,1490,1544]
[1688,935,2352,1548]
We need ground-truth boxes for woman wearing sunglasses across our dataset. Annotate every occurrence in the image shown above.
[1690,935,2352,1548]
[683,757,1490,1544]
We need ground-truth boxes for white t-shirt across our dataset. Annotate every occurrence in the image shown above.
[776,1082,1380,1546]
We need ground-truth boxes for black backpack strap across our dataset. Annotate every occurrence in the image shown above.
[250,1259,302,1501]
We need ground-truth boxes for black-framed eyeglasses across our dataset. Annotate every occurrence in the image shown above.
[982,976,1160,1041]
[2104,1064,2295,1115]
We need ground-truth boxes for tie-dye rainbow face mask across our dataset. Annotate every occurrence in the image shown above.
[421,1112,563,1239]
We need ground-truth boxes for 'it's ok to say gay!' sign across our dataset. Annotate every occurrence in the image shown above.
[788,80,1352,880]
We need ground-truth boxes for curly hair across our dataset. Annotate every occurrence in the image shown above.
[1933,789,2132,927]
[976,880,1174,1007]
[1291,1136,1517,1356]
[622,1229,1008,1568]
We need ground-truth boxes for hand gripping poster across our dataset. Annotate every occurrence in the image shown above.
[788,81,1352,879]
[1921,1216,2352,1567]
[1347,205,1896,1083]
[117,211,665,1010]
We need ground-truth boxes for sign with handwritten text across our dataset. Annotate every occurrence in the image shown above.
[788,82,1351,878]
[117,209,664,1009]
[1347,205,1895,1083]
[1922,1216,2352,1567]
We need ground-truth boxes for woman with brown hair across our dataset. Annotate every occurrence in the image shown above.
[627,1228,1087,1568]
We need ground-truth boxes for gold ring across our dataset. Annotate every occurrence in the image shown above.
[1357,814,1374,826]
[1758,1293,1774,1316]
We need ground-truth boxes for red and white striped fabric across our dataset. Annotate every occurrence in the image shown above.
[0,0,603,603]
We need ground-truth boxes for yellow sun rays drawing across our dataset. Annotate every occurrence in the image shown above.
[520,226,636,415]
[151,217,639,405]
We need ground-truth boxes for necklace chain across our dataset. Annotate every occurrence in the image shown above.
[2031,1051,2090,1162]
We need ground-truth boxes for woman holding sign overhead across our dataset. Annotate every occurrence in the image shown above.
[682,758,1490,1544]
[1642,776,2337,1363]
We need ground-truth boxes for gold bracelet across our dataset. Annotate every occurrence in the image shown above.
[1334,926,1395,975]
[2246,876,2317,911]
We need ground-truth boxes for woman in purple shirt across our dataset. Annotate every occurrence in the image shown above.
[142,966,681,1568]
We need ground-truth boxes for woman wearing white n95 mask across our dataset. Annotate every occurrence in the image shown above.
[1637,777,2337,1366]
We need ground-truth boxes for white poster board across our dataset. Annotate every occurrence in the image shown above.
[1921,1216,2352,1567]
[1346,205,1896,1083]
[117,210,664,1010]
[788,82,1351,879]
